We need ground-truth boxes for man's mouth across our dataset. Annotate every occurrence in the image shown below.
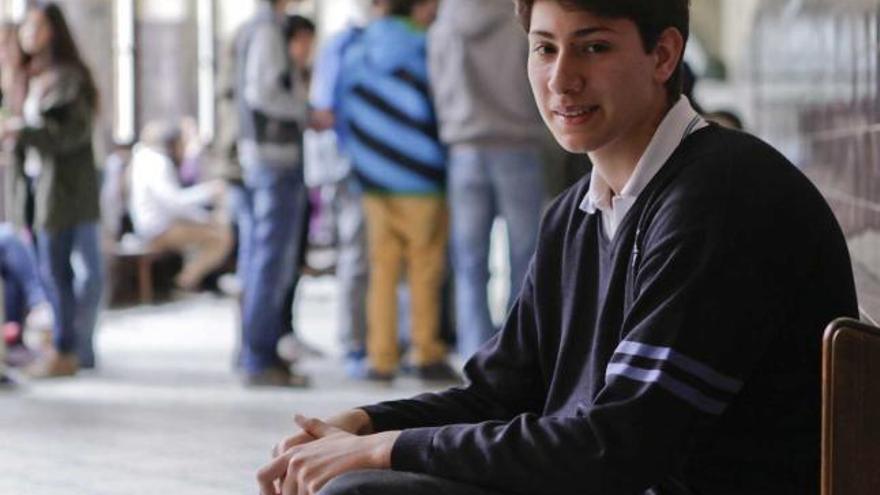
[552,105,600,124]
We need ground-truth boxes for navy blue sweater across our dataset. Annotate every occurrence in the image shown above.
[361,126,858,495]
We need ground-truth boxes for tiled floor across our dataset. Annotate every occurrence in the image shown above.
[0,278,445,495]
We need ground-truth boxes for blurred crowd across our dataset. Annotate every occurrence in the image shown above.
[0,0,741,389]
[222,0,561,387]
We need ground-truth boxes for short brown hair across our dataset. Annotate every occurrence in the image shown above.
[514,0,690,103]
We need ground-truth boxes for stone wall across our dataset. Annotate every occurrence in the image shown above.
[749,0,880,322]
[136,4,199,130]
[55,0,114,157]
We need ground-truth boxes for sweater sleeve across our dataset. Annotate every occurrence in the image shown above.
[309,30,351,111]
[361,261,546,432]
[151,163,213,222]
[383,187,783,494]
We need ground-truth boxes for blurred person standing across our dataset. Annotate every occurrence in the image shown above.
[306,0,389,378]
[235,0,311,387]
[338,0,456,381]
[428,0,546,360]
[284,14,316,85]
[128,121,232,291]
[0,2,102,377]
[275,13,324,365]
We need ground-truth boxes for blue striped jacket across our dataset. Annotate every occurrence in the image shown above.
[337,17,446,194]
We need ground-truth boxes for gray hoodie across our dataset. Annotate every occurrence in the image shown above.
[428,0,544,147]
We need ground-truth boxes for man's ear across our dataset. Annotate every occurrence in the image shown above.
[652,27,685,86]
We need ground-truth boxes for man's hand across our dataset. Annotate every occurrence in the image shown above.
[309,110,335,131]
[270,409,373,457]
[258,414,400,495]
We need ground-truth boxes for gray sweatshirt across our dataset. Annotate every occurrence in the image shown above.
[427,0,544,147]
[236,3,308,169]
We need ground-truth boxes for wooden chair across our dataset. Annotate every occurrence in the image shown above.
[821,317,880,495]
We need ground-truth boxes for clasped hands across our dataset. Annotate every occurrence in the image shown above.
[257,409,401,495]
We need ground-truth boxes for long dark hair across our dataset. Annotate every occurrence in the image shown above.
[29,2,99,112]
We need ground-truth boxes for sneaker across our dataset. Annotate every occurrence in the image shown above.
[364,368,395,383]
[277,334,325,364]
[4,344,37,368]
[343,351,368,379]
[26,350,79,378]
[414,361,460,383]
[0,372,17,390]
[243,365,310,388]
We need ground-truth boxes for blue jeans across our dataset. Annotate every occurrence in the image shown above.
[448,146,544,359]
[238,166,307,373]
[0,225,44,325]
[37,222,103,365]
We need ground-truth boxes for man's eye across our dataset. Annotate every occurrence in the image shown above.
[583,43,610,54]
[532,44,556,55]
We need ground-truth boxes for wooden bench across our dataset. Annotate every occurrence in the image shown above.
[108,235,176,305]
[821,317,880,495]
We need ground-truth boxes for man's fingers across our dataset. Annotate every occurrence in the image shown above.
[294,414,339,438]
[256,454,290,495]
[297,469,309,495]
[306,473,334,495]
[282,457,299,495]
[273,432,313,457]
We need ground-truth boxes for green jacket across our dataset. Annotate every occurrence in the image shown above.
[5,65,100,232]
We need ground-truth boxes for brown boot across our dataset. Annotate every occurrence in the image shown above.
[26,350,79,378]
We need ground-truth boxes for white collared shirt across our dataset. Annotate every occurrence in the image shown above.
[579,97,707,239]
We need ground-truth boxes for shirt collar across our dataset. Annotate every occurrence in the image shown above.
[580,96,706,214]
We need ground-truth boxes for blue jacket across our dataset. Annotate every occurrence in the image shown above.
[338,17,446,194]
[310,25,364,146]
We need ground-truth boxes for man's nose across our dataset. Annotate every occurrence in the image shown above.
[548,55,585,95]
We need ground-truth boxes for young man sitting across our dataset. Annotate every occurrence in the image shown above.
[257,1,859,494]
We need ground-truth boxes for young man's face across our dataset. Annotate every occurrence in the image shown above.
[411,0,439,28]
[527,0,675,155]
[288,31,315,69]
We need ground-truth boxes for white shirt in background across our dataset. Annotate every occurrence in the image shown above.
[128,144,215,240]
[21,73,50,179]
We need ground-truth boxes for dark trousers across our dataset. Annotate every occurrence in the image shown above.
[319,470,507,495]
